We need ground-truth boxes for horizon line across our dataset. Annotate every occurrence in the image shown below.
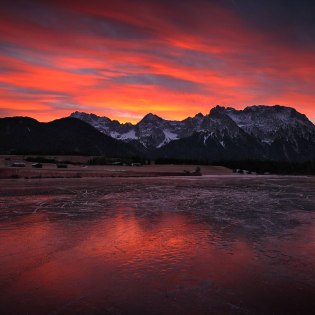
[1,104,314,125]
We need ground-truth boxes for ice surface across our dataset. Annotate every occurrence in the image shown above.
[0,176,315,315]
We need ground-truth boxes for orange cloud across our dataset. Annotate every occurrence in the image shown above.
[0,0,315,122]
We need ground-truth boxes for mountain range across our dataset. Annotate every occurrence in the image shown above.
[0,117,137,156]
[70,105,315,162]
[1,105,315,162]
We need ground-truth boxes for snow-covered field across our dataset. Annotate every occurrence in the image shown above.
[0,176,315,314]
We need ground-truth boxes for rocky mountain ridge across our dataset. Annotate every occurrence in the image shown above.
[70,105,315,161]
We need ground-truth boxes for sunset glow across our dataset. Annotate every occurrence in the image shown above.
[1,0,315,122]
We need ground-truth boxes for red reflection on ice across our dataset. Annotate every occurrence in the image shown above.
[0,210,314,314]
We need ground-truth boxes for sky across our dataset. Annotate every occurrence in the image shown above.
[0,0,315,123]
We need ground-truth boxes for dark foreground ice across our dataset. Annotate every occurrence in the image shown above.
[0,175,315,315]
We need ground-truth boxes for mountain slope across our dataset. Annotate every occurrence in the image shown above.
[71,111,184,149]
[0,117,138,156]
[70,105,315,161]
[2,104,314,161]
[155,108,265,161]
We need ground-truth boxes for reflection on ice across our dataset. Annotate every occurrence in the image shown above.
[0,176,315,314]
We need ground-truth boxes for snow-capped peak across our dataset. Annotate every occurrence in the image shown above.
[69,105,315,156]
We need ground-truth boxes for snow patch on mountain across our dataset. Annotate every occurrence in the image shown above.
[119,129,137,140]
[70,105,315,161]
[110,131,121,138]
[164,129,178,141]
[157,130,179,148]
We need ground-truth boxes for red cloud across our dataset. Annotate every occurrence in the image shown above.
[0,0,315,122]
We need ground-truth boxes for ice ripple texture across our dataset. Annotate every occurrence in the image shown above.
[0,176,315,315]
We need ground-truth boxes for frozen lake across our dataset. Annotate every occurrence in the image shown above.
[0,176,315,315]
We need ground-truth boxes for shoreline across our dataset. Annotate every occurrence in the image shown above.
[0,164,231,179]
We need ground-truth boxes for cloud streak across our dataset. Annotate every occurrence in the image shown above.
[0,0,315,122]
